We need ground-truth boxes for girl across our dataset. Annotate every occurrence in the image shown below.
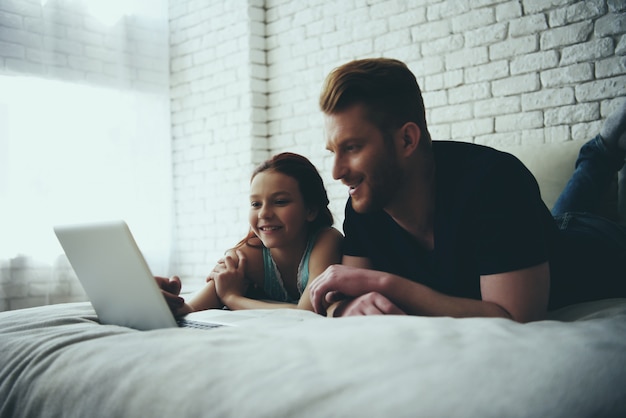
[159,152,343,314]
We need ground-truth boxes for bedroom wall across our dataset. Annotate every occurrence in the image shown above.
[169,0,626,287]
[168,0,268,281]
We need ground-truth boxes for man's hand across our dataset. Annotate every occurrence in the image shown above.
[310,265,397,315]
[330,292,406,316]
[154,275,188,315]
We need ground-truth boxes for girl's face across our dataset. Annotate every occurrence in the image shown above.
[249,171,316,249]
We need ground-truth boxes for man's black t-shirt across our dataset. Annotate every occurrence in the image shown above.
[342,141,559,304]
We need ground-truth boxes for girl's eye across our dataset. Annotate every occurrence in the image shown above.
[275,199,289,205]
[251,202,261,208]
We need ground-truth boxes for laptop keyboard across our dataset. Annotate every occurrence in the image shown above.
[176,318,223,330]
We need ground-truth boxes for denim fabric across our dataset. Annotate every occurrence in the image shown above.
[553,211,626,249]
[546,137,626,309]
[552,135,625,216]
[549,210,626,309]
[550,135,626,250]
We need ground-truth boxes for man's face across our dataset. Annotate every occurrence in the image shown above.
[324,104,403,213]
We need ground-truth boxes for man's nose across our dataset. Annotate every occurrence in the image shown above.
[332,155,347,180]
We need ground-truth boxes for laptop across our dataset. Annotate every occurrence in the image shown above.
[53,220,255,331]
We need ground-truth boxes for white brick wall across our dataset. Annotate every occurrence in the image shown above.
[169,0,268,283]
[170,0,626,288]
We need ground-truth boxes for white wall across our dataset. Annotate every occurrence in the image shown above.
[169,0,626,287]
[0,0,171,310]
[168,0,269,282]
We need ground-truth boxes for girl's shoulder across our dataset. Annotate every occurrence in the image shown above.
[319,226,343,239]
[311,226,343,252]
[307,227,343,277]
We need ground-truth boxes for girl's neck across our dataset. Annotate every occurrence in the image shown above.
[267,234,309,298]
[267,234,308,272]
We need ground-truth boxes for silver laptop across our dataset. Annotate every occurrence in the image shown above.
[53,220,252,331]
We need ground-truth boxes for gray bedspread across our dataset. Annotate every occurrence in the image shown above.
[1,300,626,417]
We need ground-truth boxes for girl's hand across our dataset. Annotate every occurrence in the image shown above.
[154,275,193,316]
[207,249,236,282]
[155,275,184,309]
[212,250,248,305]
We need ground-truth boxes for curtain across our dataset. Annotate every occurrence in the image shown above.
[0,0,171,310]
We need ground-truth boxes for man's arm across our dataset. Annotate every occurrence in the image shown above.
[480,263,550,322]
[311,259,550,322]
[378,262,549,322]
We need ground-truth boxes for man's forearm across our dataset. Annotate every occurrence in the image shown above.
[378,273,513,320]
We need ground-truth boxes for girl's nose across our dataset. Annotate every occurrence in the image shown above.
[258,204,272,218]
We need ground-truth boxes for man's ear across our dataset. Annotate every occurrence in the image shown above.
[398,122,421,156]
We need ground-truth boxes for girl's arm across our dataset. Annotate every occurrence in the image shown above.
[206,245,294,309]
[153,274,222,316]
[214,247,297,310]
[183,243,264,313]
[216,228,343,311]
[185,279,222,313]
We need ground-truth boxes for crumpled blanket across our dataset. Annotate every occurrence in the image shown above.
[1,299,625,418]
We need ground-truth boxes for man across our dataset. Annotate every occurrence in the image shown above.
[309,58,626,322]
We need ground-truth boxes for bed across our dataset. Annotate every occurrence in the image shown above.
[1,298,626,417]
[3,140,625,417]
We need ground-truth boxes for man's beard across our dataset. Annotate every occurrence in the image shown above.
[352,152,404,214]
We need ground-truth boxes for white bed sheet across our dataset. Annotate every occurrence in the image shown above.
[1,299,625,417]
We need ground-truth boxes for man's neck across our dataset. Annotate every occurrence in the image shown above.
[385,156,436,250]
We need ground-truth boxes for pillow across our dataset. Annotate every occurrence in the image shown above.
[495,140,584,211]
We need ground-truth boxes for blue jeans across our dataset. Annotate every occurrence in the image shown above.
[551,135,626,246]
[547,136,626,309]
[552,135,625,217]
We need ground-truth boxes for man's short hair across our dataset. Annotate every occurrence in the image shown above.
[319,58,431,145]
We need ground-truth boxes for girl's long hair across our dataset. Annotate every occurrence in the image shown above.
[235,152,333,248]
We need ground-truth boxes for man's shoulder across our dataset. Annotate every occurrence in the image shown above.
[432,140,509,159]
[432,140,540,210]
[432,140,526,175]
